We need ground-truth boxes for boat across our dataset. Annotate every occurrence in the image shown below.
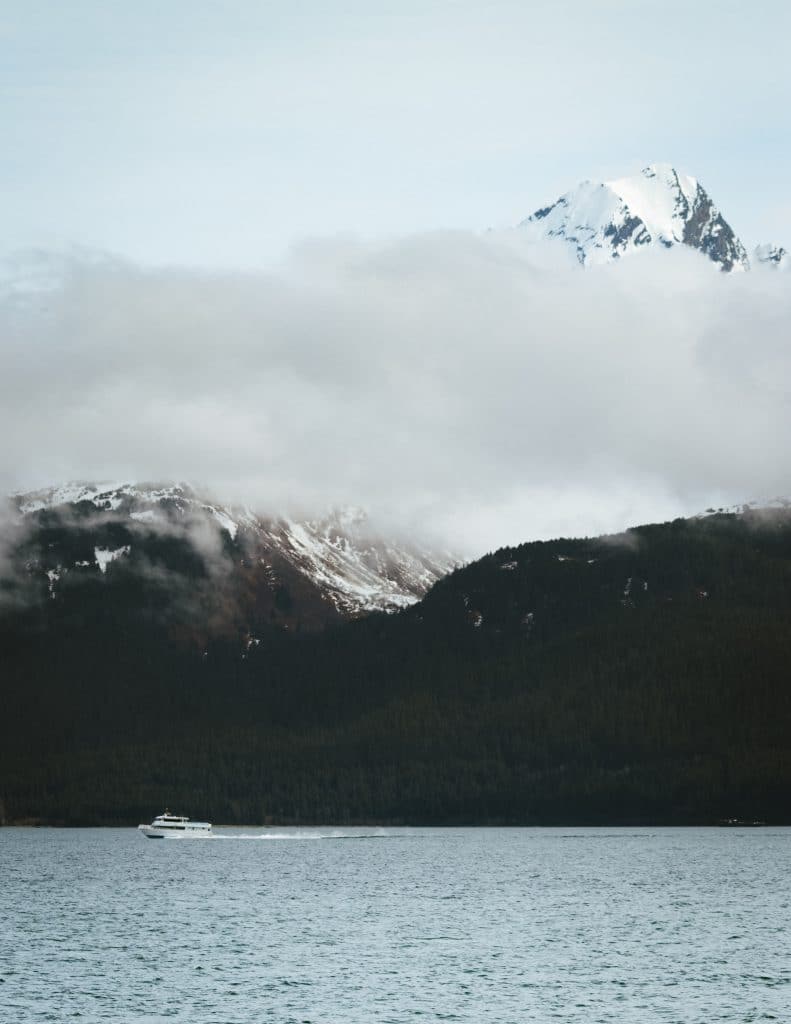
[138,810,213,839]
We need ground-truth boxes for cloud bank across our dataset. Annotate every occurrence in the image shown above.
[1,236,790,554]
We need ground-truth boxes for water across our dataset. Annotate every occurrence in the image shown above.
[1,827,789,1023]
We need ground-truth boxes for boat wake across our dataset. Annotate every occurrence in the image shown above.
[211,829,393,841]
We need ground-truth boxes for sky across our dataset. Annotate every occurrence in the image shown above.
[2,1,791,555]
[3,0,791,267]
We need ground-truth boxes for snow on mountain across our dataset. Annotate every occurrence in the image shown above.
[11,482,457,616]
[695,497,791,519]
[519,163,750,271]
[16,481,189,515]
[260,510,453,614]
[753,243,789,270]
[94,545,131,574]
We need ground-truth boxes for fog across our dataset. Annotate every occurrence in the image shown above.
[2,236,789,555]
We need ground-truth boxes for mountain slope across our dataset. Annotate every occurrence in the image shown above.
[5,482,457,640]
[3,504,791,826]
[519,163,750,270]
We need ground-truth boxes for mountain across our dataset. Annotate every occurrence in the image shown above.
[754,243,789,270]
[2,503,791,826]
[518,163,750,271]
[4,482,457,641]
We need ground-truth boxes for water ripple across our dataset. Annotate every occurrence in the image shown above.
[1,826,789,1022]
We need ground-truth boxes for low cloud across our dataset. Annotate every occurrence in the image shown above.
[2,236,790,555]
[0,500,30,609]
[0,496,238,617]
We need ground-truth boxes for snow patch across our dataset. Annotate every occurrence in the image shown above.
[206,506,238,540]
[94,545,131,573]
[130,509,160,524]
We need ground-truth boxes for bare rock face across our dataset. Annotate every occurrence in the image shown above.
[519,164,749,271]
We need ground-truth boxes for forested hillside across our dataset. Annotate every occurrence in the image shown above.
[2,510,791,825]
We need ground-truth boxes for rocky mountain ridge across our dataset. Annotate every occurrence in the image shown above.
[518,163,768,271]
[5,482,458,638]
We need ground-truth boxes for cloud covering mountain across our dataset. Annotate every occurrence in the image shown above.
[2,234,791,554]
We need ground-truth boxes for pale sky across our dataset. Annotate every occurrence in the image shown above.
[3,0,790,268]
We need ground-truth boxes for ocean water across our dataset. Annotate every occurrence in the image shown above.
[0,827,788,1023]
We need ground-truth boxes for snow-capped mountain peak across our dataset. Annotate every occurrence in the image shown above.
[519,164,749,271]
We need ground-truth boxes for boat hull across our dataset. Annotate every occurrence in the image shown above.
[137,824,213,839]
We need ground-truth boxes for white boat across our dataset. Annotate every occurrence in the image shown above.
[138,810,213,839]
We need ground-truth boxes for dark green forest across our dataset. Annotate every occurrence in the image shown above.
[2,511,791,825]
